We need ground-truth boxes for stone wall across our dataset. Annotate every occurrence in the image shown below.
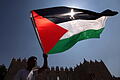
[34,59,113,80]
[4,58,120,80]
[4,58,27,80]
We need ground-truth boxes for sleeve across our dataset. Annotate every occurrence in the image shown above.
[27,70,35,80]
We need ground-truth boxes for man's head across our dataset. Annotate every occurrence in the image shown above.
[27,56,37,70]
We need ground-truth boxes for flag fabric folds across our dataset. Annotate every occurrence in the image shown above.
[31,6,118,54]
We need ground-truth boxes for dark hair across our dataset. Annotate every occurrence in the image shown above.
[27,56,37,63]
[27,56,37,71]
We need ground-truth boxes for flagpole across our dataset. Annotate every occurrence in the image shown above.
[42,54,48,68]
[30,11,48,69]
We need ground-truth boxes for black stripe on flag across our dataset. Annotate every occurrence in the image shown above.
[33,6,118,24]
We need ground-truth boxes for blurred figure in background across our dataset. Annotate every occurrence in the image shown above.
[14,56,37,80]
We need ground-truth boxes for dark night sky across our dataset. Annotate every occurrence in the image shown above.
[0,0,120,77]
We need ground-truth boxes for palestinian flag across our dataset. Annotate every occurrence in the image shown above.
[31,6,118,54]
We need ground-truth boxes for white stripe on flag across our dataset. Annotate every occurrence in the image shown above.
[57,16,108,39]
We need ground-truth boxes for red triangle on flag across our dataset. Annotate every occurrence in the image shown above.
[32,11,68,54]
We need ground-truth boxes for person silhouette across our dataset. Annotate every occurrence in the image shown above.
[27,54,48,80]
[14,56,37,80]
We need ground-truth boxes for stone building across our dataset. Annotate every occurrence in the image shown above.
[4,58,27,80]
[34,59,113,80]
[4,58,120,80]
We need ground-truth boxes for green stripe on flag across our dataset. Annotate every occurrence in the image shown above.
[48,28,104,54]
